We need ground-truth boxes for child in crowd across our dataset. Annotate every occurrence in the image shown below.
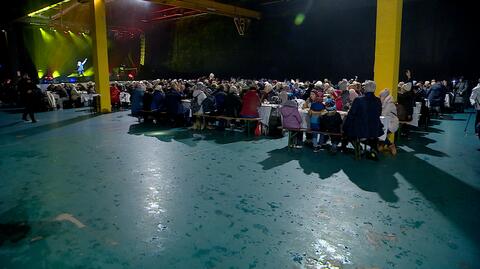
[280,99,303,148]
[309,91,326,152]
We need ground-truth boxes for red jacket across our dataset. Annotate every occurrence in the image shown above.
[240,90,260,117]
[110,86,121,105]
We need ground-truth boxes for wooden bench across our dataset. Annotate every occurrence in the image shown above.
[194,114,261,136]
[279,127,342,146]
[138,109,167,123]
[279,127,369,159]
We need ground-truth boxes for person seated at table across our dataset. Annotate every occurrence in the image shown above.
[309,92,326,152]
[342,80,384,160]
[240,85,261,118]
[150,85,166,112]
[279,84,289,105]
[379,89,399,155]
[165,82,187,127]
[260,82,278,103]
[280,99,303,148]
[303,90,318,109]
[320,97,343,154]
[224,85,242,118]
[213,84,227,115]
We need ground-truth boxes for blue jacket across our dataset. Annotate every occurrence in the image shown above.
[130,87,144,116]
[343,92,383,138]
[427,83,446,107]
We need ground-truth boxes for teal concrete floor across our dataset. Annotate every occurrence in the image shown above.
[0,108,479,268]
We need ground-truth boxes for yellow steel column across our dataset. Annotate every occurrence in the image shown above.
[91,0,111,113]
[373,0,403,100]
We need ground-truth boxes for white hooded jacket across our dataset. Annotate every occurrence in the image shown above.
[381,94,399,132]
[470,83,480,110]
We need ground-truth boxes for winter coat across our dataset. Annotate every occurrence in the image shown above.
[334,89,343,111]
[240,90,261,117]
[110,86,121,105]
[214,90,227,114]
[165,89,184,115]
[279,90,289,104]
[381,95,399,133]
[343,92,384,139]
[320,110,343,133]
[280,100,302,129]
[427,83,446,107]
[224,93,242,117]
[130,87,144,116]
[309,102,325,131]
[470,84,480,110]
[151,90,166,111]
[192,89,207,114]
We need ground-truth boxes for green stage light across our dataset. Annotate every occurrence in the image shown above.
[53,70,60,78]
[40,28,53,42]
[294,13,305,26]
[37,70,44,78]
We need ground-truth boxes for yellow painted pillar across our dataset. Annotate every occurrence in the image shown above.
[91,0,111,113]
[373,0,403,101]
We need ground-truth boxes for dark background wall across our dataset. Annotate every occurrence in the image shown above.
[145,0,377,81]
[144,0,480,82]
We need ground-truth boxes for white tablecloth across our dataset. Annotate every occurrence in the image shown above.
[258,104,280,125]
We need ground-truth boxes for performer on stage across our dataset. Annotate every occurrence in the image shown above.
[77,58,87,76]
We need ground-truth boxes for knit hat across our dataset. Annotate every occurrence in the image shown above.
[363,80,376,93]
[313,90,324,102]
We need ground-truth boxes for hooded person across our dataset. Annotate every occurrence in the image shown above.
[342,80,384,159]
[379,89,399,155]
[280,99,303,148]
[192,82,207,114]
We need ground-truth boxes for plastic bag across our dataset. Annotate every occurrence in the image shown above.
[254,122,262,136]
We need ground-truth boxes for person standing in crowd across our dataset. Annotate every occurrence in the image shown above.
[453,76,469,112]
[18,73,37,123]
[469,78,480,137]
[427,80,447,118]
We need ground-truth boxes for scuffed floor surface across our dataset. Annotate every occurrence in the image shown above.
[0,108,479,269]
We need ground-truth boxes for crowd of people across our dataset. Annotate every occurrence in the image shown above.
[1,71,479,155]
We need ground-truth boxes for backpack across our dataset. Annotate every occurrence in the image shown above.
[202,95,217,113]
